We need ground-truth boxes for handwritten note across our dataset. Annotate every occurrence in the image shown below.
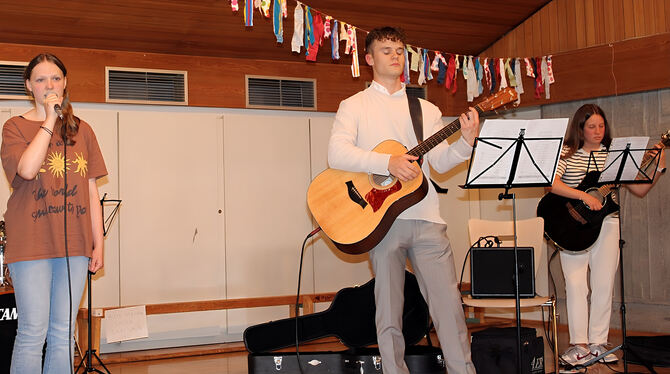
[104,305,149,343]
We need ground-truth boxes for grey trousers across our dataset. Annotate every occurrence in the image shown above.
[369,219,475,374]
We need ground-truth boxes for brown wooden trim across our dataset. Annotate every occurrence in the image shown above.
[1,33,669,117]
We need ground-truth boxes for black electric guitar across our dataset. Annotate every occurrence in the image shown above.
[537,131,669,252]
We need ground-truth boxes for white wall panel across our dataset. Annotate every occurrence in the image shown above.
[223,113,313,334]
[113,111,226,351]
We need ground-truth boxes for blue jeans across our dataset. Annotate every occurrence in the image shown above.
[8,256,88,374]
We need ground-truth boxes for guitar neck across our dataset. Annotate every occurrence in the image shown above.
[406,106,484,158]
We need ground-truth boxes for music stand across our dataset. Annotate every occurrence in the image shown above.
[75,194,121,374]
[573,139,662,374]
[464,118,566,374]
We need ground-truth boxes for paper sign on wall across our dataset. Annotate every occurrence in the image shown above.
[104,305,149,343]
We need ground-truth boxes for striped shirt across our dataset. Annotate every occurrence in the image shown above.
[556,145,608,187]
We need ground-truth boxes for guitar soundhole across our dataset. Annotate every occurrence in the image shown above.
[370,174,396,189]
[585,188,605,209]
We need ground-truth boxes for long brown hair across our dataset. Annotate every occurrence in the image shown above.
[562,103,612,159]
[23,53,79,145]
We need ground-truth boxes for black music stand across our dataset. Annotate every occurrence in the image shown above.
[573,142,662,374]
[75,194,121,374]
[464,125,564,374]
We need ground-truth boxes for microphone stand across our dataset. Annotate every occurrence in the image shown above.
[75,194,120,374]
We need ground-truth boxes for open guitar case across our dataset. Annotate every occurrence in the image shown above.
[244,271,446,373]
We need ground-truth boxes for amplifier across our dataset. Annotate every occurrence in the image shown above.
[470,247,535,298]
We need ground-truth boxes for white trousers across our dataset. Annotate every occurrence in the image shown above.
[559,216,620,345]
[369,219,475,374]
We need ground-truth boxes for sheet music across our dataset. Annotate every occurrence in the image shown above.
[598,136,650,183]
[466,118,569,185]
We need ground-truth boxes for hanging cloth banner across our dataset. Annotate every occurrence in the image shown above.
[306,12,324,61]
[489,58,497,92]
[541,56,551,99]
[524,57,535,78]
[349,26,360,77]
[259,0,271,17]
[418,49,427,85]
[403,47,410,83]
[231,0,239,11]
[498,58,508,89]
[304,6,315,56]
[444,54,455,89]
[546,55,555,84]
[483,58,491,91]
[331,19,340,60]
[244,0,253,26]
[434,53,447,84]
[535,57,544,98]
[450,55,458,93]
[323,16,331,38]
[505,58,516,87]
[408,46,420,72]
[466,56,478,102]
[424,49,433,81]
[273,0,286,43]
[291,3,304,52]
[514,58,524,104]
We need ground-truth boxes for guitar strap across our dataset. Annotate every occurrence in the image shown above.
[406,94,423,143]
[406,94,449,194]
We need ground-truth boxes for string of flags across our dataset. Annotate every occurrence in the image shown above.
[230,0,556,104]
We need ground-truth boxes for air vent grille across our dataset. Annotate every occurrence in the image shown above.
[0,62,29,99]
[106,67,187,105]
[246,76,316,110]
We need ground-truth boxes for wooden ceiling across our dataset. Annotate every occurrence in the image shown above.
[0,0,551,63]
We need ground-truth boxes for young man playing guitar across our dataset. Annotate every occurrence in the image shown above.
[328,27,479,374]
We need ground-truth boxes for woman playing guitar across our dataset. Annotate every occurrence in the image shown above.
[547,104,666,368]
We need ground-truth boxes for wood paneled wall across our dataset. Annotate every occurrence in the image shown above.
[482,0,670,58]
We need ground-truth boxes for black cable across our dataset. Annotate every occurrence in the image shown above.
[295,227,321,374]
[63,133,74,374]
[458,236,498,293]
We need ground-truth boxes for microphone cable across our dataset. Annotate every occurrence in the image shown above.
[62,124,74,374]
[294,227,321,374]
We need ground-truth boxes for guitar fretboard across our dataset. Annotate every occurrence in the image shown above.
[407,106,484,158]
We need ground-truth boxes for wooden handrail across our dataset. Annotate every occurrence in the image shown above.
[76,292,337,355]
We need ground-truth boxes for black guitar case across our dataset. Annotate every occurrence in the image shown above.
[244,271,430,354]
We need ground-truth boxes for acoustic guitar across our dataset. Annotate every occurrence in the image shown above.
[307,88,518,254]
[537,130,669,253]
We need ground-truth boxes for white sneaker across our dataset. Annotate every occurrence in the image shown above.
[589,343,618,363]
[560,345,592,366]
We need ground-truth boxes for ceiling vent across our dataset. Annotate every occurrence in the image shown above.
[106,67,187,105]
[246,75,316,111]
[0,61,29,99]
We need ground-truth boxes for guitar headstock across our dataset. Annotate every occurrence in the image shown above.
[474,87,518,113]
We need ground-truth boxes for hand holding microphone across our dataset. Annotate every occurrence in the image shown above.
[43,92,64,120]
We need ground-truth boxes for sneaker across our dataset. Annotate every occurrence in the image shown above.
[589,343,618,363]
[560,345,592,366]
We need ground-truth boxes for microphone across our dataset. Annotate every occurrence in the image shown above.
[54,104,64,120]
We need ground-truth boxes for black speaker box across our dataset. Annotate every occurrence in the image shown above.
[470,247,535,298]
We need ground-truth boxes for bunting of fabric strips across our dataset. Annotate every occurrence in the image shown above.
[232,0,558,98]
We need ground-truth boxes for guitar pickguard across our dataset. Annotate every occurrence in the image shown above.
[365,180,402,212]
